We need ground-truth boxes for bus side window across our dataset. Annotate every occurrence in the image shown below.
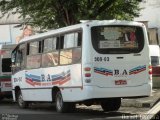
[73,32,82,63]
[43,38,52,52]
[26,41,41,69]
[12,44,25,73]
[30,41,39,55]
[42,37,59,67]
[60,32,82,65]
[72,48,81,63]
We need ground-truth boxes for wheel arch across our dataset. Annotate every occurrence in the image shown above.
[52,86,60,102]
[14,86,21,101]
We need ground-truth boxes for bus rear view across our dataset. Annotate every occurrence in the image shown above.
[81,21,152,111]
[82,21,152,111]
[88,22,152,98]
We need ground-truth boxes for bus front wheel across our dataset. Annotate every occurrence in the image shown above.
[17,91,29,108]
[55,91,75,113]
[101,98,121,112]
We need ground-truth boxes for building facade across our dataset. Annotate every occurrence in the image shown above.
[0,12,22,44]
[135,0,160,45]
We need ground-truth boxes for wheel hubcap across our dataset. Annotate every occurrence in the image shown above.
[18,94,24,107]
[56,92,63,111]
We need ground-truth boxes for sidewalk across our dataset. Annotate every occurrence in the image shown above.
[121,89,160,108]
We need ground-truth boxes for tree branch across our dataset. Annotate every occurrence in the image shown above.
[93,0,117,18]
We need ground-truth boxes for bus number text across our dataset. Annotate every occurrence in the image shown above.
[94,57,109,62]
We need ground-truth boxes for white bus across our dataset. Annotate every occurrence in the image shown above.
[0,44,16,100]
[11,20,152,112]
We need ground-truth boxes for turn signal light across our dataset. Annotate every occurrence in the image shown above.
[84,67,91,71]
[148,66,152,69]
[85,73,91,77]
[149,65,152,75]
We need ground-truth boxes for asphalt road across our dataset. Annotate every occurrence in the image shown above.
[0,99,150,120]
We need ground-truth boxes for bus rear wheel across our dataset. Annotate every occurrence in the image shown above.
[17,91,29,108]
[55,91,75,113]
[101,98,121,112]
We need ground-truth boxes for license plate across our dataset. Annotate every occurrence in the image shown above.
[115,80,127,85]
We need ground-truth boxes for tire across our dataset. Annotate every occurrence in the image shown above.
[101,98,121,112]
[17,91,29,108]
[55,91,75,113]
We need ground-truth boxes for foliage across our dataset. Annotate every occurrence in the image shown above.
[0,0,142,29]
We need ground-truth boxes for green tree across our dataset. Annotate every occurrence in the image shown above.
[0,0,142,29]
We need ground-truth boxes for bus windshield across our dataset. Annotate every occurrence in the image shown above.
[91,25,144,54]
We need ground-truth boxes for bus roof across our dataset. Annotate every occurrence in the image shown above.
[19,20,145,44]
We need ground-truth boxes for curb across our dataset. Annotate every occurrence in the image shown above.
[121,99,153,108]
[121,89,160,108]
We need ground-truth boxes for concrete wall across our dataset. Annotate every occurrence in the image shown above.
[0,24,22,44]
[148,28,159,44]
[0,11,22,44]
